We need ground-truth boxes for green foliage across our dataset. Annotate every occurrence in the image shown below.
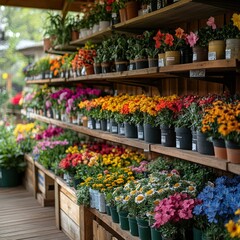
[0,126,25,171]
[76,186,90,206]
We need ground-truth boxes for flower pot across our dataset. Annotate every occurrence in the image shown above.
[150,0,159,12]
[196,131,214,155]
[160,125,176,147]
[71,31,79,41]
[80,28,88,38]
[212,138,227,160]
[92,24,100,33]
[115,60,128,72]
[208,40,226,60]
[158,53,165,67]
[110,206,119,223]
[101,119,108,131]
[193,227,204,240]
[119,211,129,230]
[93,63,102,74]
[144,123,161,144]
[135,58,149,69]
[125,1,139,20]
[0,168,22,187]
[225,38,240,60]
[43,37,52,51]
[180,46,193,64]
[97,191,106,213]
[110,119,118,134]
[192,46,208,62]
[192,129,198,151]
[89,188,97,208]
[101,62,111,73]
[175,127,192,150]
[129,216,139,236]
[106,204,111,216]
[125,122,138,138]
[85,65,94,75]
[151,227,162,240]
[148,57,158,67]
[111,12,120,25]
[129,59,136,70]
[136,218,151,240]
[118,123,125,135]
[137,123,144,140]
[99,21,110,31]
[225,140,240,164]
[95,120,101,130]
[165,51,180,66]
[88,118,96,130]
[119,8,127,22]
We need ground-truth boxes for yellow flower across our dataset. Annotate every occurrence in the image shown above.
[235,209,240,215]
[145,189,155,196]
[232,13,240,31]
[135,194,145,204]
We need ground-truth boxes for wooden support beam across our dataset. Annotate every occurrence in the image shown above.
[62,0,74,19]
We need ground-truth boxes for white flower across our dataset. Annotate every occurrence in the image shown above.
[135,194,145,204]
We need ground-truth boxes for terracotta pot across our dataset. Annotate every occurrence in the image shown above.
[43,38,52,51]
[71,31,79,41]
[119,8,127,22]
[125,1,139,20]
[212,138,227,160]
[226,140,240,164]
[208,40,226,60]
[85,65,94,75]
[165,51,180,66]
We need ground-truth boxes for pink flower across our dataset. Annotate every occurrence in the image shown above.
[186,32,199,47]
[207,16,216,30]
[45,100,52,109]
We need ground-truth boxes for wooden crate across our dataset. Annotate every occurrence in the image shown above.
[55,177,94,240]
[37,169,55,206]
[93,220,113,240]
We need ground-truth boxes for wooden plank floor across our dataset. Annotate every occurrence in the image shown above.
[0,186,69,240]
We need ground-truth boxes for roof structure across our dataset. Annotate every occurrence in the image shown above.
[0,0,95,17]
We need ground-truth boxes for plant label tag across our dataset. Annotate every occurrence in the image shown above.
[0,170,2,179]
[107,123,110,131]
[161,135,166,143]
[129,64,134,71]
[192,143,197,151]
[176,140,180,149]
[96,123,101,129]
[208,52,216,60]
[158,58,165,67]
[88,121,92,129]
[190,69,206,78]
[225,49,231,59]
[138,132,144,139]
[120,127,125,135]
[72,119,78,124]
[112,126,118,133]
[192,53,197,61]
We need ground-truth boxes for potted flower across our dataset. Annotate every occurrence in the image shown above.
[155,95,180,147]
[111,34,129,72]
[145,30,159,67]
[154,27,187,66]
[0,125,26,187]
[66,14,81,41]
[222,13,240,60]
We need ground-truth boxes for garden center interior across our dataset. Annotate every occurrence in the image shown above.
[0,0,240,240]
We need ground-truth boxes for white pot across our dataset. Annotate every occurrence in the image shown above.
[93,24,100,33]
[97,192,106,213]
[80,28,88,38]
[87,28,93,36]
[99,21,110,31]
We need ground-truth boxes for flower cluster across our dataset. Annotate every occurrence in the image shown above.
[35,125,64,140]
[225,209,240,239]
[72,48,96,69]
[154,27,187,51]
[194,176,240,224]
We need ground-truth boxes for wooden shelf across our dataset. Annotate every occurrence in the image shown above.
[30,114,151,151]
[227,163,240,175]
[25,79,51,84]
[70,27,113,46]
[24,154,34,164]
[50,78,66,83]
[151,144,227,171]
[35,161,56,180]
[89,208,139,240]
[114,0,232,30]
